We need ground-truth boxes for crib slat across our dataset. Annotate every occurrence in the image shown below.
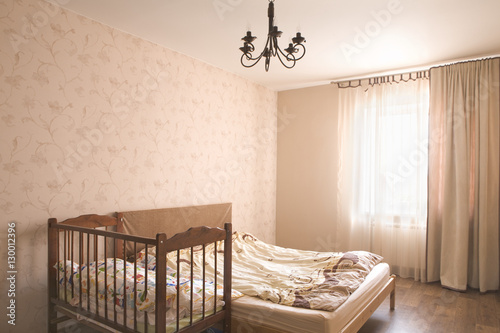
[190,246,194,325]
[144,244,148,333]
[70,230,74,299]
[176,249,180,332]
[104,236,108,321]
[79,232,83,310]
[95,234,99,316]
[202,244,206,320]
[223,223,233,332]
[113,239,117,324]
[86,233,90,312]
[155,233,167,333]
[133,242,138,331]
[214,241,217,315]
[123,240,127,327]
[63,230,67,303]
[47,219,59,333]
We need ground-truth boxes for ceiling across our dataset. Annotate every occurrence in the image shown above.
[49,0,500,91]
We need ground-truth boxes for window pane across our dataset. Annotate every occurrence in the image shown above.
[357,104,428,221]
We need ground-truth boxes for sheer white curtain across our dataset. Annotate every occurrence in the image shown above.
[337,77,429,281]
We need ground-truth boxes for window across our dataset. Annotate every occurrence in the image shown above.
[357,105,428,221]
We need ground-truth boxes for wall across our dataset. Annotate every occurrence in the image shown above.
[0,1,277,331]
[276,84,339,251]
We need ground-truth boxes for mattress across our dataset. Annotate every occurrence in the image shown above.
[231,262,391,333]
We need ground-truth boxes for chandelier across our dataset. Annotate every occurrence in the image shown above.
[239,0,306,71]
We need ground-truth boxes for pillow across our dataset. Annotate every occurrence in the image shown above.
[135,247,182,278]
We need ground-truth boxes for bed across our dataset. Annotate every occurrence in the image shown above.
[115,203,396,333]
[47,208,235,333]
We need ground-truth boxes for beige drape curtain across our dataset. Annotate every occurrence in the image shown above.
[427,58,500,292]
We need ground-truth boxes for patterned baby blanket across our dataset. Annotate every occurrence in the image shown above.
[139,231,383,311]
[55,257,242,326]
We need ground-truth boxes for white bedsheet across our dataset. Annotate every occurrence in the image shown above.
[231,262,391,333]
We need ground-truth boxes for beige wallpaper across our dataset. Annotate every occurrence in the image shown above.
[277,85,339,252]
[0,1,277,331]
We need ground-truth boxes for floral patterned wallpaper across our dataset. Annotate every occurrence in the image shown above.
[0,0,277,331]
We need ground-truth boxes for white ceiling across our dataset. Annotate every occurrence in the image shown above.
[50,0,500,91]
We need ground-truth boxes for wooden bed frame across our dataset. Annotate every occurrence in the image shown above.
[341,274,395,333]
[47,212,233,333]
[231,274,396,333]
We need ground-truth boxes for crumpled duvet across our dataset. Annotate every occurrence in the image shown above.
[139,231,383,311]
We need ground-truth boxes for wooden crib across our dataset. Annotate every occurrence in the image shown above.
[47,212,233,333]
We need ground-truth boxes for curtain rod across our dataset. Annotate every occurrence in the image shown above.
[331,67,429,86]
[335,71,429,88]
[330,54,500,86]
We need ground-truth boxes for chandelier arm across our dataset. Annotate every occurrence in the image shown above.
[240,37,272,68]
[276,45,299,68]
[247,42,256,53]
[275,44,293,60]
[267,34,275,58]
[275,42,306,62]
[275,51,296,69]
[240,51,265,68]
[271,37,279,57]
[241,54,262,68]
[292,43,306,61]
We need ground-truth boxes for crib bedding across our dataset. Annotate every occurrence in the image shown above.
[231,262,392,333]
[137,231,383,312]
[55,257,242,329]
[56,295,221,333]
